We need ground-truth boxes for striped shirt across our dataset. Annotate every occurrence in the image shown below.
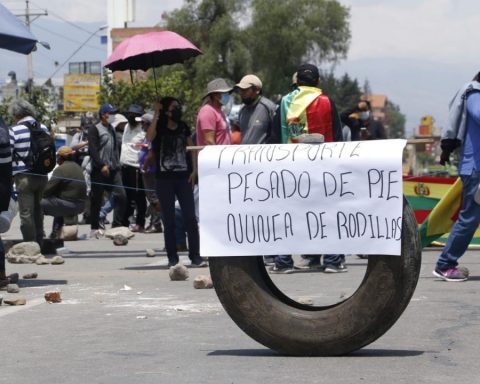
[9,116,49,175]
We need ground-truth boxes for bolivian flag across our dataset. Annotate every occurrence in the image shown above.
[403,176,465,248]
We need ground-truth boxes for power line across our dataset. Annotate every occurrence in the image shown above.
[31,23,105,52]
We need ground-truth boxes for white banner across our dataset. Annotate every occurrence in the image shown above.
[198,140,406,257]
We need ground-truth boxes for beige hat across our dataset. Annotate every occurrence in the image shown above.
[204,78,233,98]
[57,146,74,158]
[111,113,128,128]
[235,74,262,90]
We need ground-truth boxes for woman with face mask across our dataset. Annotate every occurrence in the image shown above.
[195,78,233,146]
[145,97,205,268]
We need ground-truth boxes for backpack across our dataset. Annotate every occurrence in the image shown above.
[18,120,56,174]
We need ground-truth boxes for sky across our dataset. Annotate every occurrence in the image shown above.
[1,0,480,137]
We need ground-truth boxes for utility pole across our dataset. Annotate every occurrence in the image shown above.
[18,0,48,95]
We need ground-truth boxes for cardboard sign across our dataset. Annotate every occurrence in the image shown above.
[199,140,406,257]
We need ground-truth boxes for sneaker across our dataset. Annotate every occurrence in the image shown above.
[89,229,104,239]
[190,258,208,268]
[323,263,348,273]
[269,265,296,274]
[130,225,145,233]
[98,218,106,230]
[433,267,468,282]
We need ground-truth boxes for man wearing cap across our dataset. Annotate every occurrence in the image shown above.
[120,104,147,232]
[138,113,163,233]
[88,103,127,238]
[235,74,277,145]
[279,63,343,144]
[271,64,346,274]
[41,146,87,239]
[196,78,233,146]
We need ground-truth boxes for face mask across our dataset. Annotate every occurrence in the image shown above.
[359,111,370,120]
[220,93,231,105]
[107,114,116,124]
[242,97,256,106]
[170,107,182,123]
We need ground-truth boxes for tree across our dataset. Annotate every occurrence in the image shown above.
[319,71,361,112]
[384,100,406,139]
[247,0,351,96]
[166,0,249,98]
[165,0,350,99]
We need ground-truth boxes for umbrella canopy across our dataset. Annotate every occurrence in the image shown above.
[104,31,202,72]
[0,3,38,54]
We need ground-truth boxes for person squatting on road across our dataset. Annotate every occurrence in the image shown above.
[41,146,87,239]
[433,72,480,282]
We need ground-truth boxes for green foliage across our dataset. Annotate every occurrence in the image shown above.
[385,100,406,139]
[98,69,197,125]
[0,88,59,129]
[247,0,351,95]
[164,0,350,99]
[320,71,361,111]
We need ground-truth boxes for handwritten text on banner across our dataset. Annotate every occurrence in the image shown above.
[198,140,406,257]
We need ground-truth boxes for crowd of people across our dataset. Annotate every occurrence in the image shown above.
[10,60,459,285]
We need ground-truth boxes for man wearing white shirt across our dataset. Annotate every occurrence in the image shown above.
[120,104,147,232]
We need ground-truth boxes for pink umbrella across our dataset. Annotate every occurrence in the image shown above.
[104,30,202,72]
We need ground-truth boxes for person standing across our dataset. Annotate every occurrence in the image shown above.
[41,146,87,239]
[235,74,277,145]
[0,115,18,287]
[120,104,147,232]
[196,78,233,146]
[146,97,205,268]
[432,72,480,282]
[88,103,126,238]
[341,99,386,141]
[8,99,49,246]
[274,64,346,273]
[235,74,279,266]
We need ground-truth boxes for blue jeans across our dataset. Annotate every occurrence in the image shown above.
[311,254,345,266]
[436,172,480,270]
[156,177,199,264]
[275,255,293,269]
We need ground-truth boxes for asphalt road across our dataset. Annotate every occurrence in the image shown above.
[1,217,479,384]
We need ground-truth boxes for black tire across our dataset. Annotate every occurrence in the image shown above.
[209,198,421,356]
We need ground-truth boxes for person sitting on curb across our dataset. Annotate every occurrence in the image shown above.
[41,146,87,239]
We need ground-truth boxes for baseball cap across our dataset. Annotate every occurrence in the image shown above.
[111,113,128,128]
[136,113,154,124]
[204,78,233,98]
[57,146,74,158]
[126,104,144,116]
[296,63,320,85]
[99,103,118,115]
[235,74,262,90]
